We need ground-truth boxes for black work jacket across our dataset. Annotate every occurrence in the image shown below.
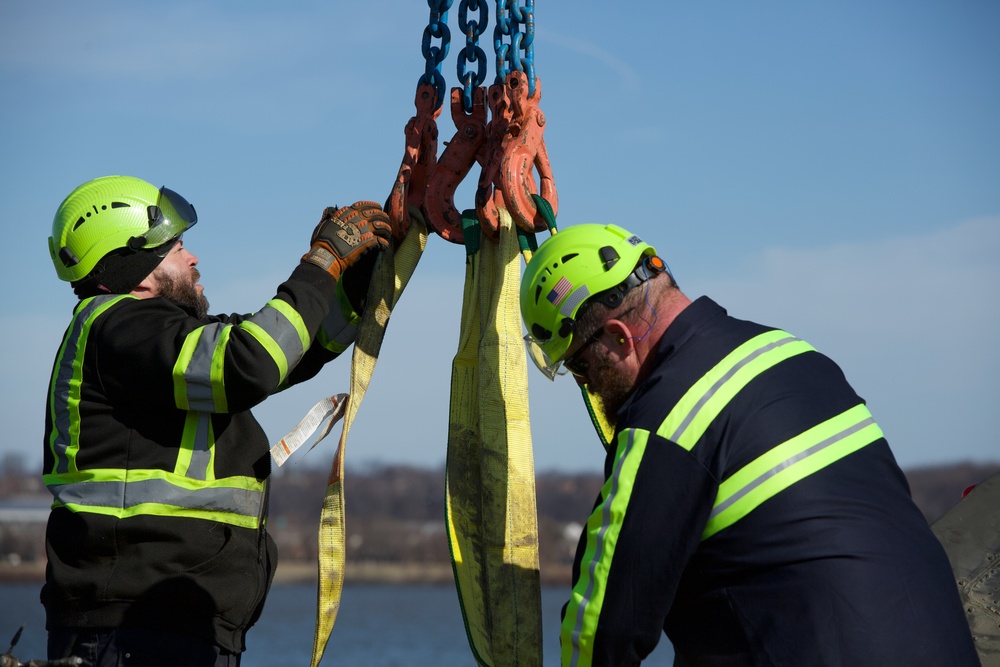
[562,296,978,666]
[42,263,352,653]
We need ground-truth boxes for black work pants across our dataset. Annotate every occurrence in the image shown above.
[48,627,241,667]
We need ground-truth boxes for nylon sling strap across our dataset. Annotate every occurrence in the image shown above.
[445,207,543,667]
[310,216,429,667]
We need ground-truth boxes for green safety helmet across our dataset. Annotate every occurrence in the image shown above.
[520,223,659,379]
[49,175,198,283]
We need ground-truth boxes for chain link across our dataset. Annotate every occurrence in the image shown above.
[417,0,539,108]
[493,0,512,85]
[493,0,535,95]
[419,0,455,108]
[512,0,535,96]
[457,0,489,112]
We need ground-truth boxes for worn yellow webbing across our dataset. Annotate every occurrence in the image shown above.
[310,217,429,667]
[445,207,543,666]
[581,388,616,452]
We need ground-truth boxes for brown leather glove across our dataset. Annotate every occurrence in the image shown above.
[302,201,392,281]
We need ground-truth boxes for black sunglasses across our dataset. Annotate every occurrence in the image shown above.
[563,327,605,377]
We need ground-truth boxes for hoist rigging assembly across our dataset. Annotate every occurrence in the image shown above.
[399,0,557,246]
[302,2,558,666]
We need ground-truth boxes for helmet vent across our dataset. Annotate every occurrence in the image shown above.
[111,201,130,209]
[559,253,579,264]
[599,245,620,270]
[59,246,80,268]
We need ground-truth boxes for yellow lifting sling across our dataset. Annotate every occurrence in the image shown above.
[310,217,429,667]
[446,207,543,666]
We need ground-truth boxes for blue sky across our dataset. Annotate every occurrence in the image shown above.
[1,1,998,474]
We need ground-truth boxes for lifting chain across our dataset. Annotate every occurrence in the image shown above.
[457,0,489,113]
[419,0,455,109]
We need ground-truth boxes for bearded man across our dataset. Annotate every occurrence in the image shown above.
[43,175,393,666]
[519,223,978,667]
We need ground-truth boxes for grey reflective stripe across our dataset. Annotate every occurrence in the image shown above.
[702,403,883,539]
[178,301,308,412]
[667,332,804,444]
[48,476,264,519]
[245,301,308,367]
[181,412,213,481]
[656,330,816,452]
[711,416,875,522]
[48,295,132,475]
[180,322,227,412]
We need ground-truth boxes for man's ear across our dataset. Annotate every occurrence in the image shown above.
[604,319,634,356]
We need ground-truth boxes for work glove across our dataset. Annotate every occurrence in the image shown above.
[302,201,392,281]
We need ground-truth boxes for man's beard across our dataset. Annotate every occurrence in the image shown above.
[587,348,635,424]
[157,267,209,319]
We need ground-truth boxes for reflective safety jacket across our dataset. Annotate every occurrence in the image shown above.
[41,263,359,654]
[562,297,978,667]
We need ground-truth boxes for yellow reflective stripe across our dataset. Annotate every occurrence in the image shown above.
[173,327,203,411]
[52,501,259,528]
[267,298,311,351]
[209,326,231,412]
[43,467,265,529]
[562,428,648,667]
[239,299,310,385]
[174,412,216,481]
[317,282,361,354]
[240,321,289,380]
[49,295,132,475]
[173,325,231,413]
[657,330,815,451]
[703,404,883,539]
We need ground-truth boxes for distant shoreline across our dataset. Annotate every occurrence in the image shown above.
[0,560,572,587]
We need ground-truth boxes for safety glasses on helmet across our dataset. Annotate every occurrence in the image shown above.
[136,187,198,254]
[524,300,640,381]
[524,326,605,381]
[524,333,568,381]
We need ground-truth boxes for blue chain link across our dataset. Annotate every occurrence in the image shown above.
[419,0,455,108]
[493,0,535,95]
[512,0,535,96]
[458,0,489,112]
[493,0,512,85]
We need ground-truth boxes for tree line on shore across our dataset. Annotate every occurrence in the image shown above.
[2,453,998,579]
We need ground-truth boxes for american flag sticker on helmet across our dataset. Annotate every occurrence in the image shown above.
[560,284,590,317]
[547,276,573,306]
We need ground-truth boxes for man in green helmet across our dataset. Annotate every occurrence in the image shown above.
[520,223,978,666]
[43,175,393,666]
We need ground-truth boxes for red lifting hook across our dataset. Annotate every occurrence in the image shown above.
[423,87,488,244]
[384,84,442,239]
[498,71,558,233]
[474,82,515,241]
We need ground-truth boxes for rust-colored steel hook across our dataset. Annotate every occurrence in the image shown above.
[423,87,488,244]
[384,84,442,240]
[474,82,515,241]
[498,71,558,233]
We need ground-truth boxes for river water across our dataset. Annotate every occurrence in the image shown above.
[1,582,674,665]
